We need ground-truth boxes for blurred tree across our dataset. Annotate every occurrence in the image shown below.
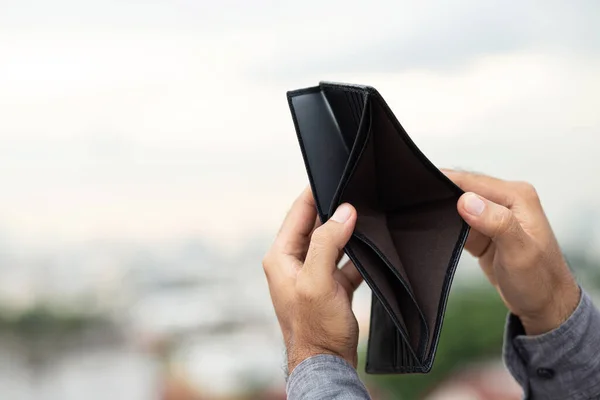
[0,305,115,369]
[566,251,600,291]
[360,286,507,400]
[0,305,108,339]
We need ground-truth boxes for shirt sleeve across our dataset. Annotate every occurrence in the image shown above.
[503,289,600,400]
[286,354,371,400]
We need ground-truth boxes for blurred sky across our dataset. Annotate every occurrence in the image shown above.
[0,0,599,252]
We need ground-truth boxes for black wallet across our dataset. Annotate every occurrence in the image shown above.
[287,82,469,374]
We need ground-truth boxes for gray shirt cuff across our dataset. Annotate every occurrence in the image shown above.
[286,354,371,400]
[503,289,600,400]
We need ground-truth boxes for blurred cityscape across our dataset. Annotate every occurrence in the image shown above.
[0,220,598,399]
[0,234,284,399]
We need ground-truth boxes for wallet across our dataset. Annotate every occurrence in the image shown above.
[286,82,469,374]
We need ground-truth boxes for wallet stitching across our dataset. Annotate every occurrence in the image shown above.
[320,81,372,95]
[287,86,321,98]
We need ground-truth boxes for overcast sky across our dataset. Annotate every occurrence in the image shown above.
[0,0,599,250]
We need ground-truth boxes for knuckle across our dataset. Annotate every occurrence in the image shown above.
[526,247,543,268]
[512,245,542,271]
[262,251,274,274]
[311,225,326,241]
[493,208,514,238]
[310,227,332,249]
[515,181,540,203]
[450,174,463,187]
[295,278,318,301]
[305,242,326,270]
[304,245,319,267]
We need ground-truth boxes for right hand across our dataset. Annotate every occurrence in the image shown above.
[263,187,363,373]
[444,170,580,335]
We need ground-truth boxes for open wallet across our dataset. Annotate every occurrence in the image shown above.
[286,82,470,374]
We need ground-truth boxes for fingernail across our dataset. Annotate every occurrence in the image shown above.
[331,204,352,223]
[464,193,485,216]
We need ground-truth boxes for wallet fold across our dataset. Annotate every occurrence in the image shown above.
[287,82,469,374]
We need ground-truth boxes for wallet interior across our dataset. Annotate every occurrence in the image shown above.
[287,82,469,373]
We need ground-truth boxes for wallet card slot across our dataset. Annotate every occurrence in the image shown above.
[345,236,423,368]
[397,326,419,371]
[328,96,371,218]
[365,292,401,373]
[287,88,351,220]
[322,86,366,152]
[345,90,363,128]
[352,233,427,356]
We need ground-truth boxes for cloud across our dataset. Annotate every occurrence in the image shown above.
[251,0,600,78]
[0,0,598,245]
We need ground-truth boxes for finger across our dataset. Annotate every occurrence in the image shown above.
[335,248,346,266]
[442,169,514,208]
[478,242,498,286]
[464,228,492,258]
[303,203,357,281]
[299,214,321,262]
[312,215,323,232]
[275,186,318,258]
[462,227,497,286]
[339,259,363,292]
[458,192,531,257]
[464,229,496,285]
[462,227,497,287]
[263,249,299,290]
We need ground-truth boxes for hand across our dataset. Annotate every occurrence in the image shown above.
[444,170,580,335]
[263,187,363,373]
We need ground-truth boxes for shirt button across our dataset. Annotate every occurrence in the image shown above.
[536,368,555,380]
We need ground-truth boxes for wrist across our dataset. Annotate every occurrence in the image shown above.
[287,346,334,374]
[520,282,581,336]
[287,343,357,374]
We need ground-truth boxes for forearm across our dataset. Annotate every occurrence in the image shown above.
[504,289,600,399]
[286,355,371,400]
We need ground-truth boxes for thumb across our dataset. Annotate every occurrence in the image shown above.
[458,192,530,257]
[303,203,357,279]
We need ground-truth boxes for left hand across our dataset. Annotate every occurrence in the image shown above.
[263,187,363,373]
[443,169,580,335]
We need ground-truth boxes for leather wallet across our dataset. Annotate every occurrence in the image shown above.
[286,82,469,374]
